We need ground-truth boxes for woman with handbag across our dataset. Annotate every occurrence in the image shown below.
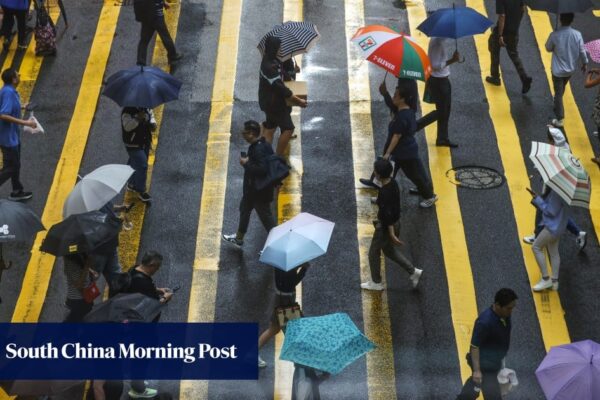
[63,253,99,322]
[257,262,309,368]
[585,68,600,167]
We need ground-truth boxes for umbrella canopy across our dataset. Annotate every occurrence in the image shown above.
[40,211,121,256]
[102,65,182,108]
[417,5,493,39]
[63,164,134,218]
[529,141,591,208]
[0,200,44,242]
[351,25,431,81]
[84,293,164,322]
[536,340,600,400]
[258,21,321,62]
[585,39,600,63]
[524,0,594,13]
[259,212,335,271]
[0,380,83,396]
[280,313,376,375]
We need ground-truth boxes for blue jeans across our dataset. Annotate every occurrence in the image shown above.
[126,145,149,193]
[93,248,122,297]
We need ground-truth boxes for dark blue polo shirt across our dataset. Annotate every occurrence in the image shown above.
[470,306,511,371]
[0,84,21,148]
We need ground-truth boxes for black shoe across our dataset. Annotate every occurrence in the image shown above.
[168,52,184,65]
[138,192,152,203]
[8,190,33,201]
[408,187,419,195]
[359,178,378,188]
[485,76,501,86]
[436,140,459,148]
[522,77,532,94]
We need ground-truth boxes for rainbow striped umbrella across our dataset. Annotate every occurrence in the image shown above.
[529,142,591,208]
[351,25,431,81]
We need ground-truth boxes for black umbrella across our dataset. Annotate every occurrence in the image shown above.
[102,65,182,108]
[39,211,121,256]
[524,0,593,13]
[0,200,45,303]
[257,21,321,62]
[83,293,164,323]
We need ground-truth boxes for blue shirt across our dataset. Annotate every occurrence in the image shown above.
[0,0,28,10]
[470,307,511,371]
[0,84,21,148]
[532,190,569,236]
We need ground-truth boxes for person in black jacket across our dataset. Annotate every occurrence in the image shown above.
[135,0,182,67]
[259,36,306,155]
[222,120,276,247]
[361,160,423,291]
[121,107,156,202]
[257,262,309,368]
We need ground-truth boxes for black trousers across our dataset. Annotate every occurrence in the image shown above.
[0,6,27,45]
[0,145,23,192]
[394,157,434,199]
[64,298,93,322]
[488,28,528,83]
[237,194,276,234]
[428,76,451,143]
[136,16,177,65]
[456,353,502,400]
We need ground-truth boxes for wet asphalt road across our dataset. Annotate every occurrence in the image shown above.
[1,0,600,399]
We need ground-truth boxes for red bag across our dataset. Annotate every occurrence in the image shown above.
[82,281,101,303]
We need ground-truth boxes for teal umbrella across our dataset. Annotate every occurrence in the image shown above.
[280,313,376,375]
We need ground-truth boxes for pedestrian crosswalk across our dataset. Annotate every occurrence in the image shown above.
[0,0,599,399]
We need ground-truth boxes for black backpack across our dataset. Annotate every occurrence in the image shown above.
[253,154,291,191]
[110,270,133,294]
[133,0,155,23]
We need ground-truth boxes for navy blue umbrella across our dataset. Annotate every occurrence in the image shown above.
[102,65,182,108]
[417,5,493,40]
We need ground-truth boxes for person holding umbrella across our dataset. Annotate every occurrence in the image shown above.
[584,67,600,166]
[545,13,588,128]
[121,107,156,203]
[259,36,307,156]
[361,159,423,292]
[485,0,533,94]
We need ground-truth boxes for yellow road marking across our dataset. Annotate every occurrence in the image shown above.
[180,0,243,398]
[10,1,121,323]
[594,10,600,17]
[469,0,570,349]
[273,2,304,399]
[344,0,397,398]
[405,2,479,383]
[118,1,182,269]
[528,9,600,248]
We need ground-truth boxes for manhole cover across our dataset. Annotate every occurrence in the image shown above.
[446,166,505,189]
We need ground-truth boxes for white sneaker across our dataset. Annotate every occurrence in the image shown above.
[360,280,384,291]
[258,356,267,368]
[532,278,553,292]
[409,268,422,288]
[551,118,564,128]
[419,195,438,208]
[222,233,243,246]
[552,280,559,291]
[370,196,377,204]
[522,234,535,245]
[128,388,158,399]
[576,231,587,250]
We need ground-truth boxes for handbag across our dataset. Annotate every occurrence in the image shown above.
[275,302,303,328]
[253,154,291,191]
[422,78,435,104]
[82,281,100,303]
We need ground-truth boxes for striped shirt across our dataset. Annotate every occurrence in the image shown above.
[63,256,91,300]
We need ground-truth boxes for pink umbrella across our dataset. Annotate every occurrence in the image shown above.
[585,39,600,63]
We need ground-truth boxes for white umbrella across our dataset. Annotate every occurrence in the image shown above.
[63,164,134,218]
[259,212,335,271]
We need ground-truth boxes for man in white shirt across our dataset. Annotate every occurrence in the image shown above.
[427,37,460,148]
[545,13,588,128]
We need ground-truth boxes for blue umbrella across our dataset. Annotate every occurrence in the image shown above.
[417,5,493,40]
[280,313,376,375]
[102,66,182,108]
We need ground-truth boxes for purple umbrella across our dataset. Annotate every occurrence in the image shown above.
[536,340,600,400]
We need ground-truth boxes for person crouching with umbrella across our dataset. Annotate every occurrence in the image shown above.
[528,184,570,292]
[63,252,98,322]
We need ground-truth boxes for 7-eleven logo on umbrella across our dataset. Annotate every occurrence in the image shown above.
[358,36,377,51]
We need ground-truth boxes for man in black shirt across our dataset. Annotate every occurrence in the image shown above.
[456,288,517,400]
[135,0,183,67]
[361,160,423,291]
[486,0,532,94]
[222,120,276,247]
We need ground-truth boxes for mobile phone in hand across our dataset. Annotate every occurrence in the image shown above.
[171,285,181,292]
[241,151,247,157]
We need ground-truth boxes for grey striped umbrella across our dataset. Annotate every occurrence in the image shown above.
[258,21,320,61]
